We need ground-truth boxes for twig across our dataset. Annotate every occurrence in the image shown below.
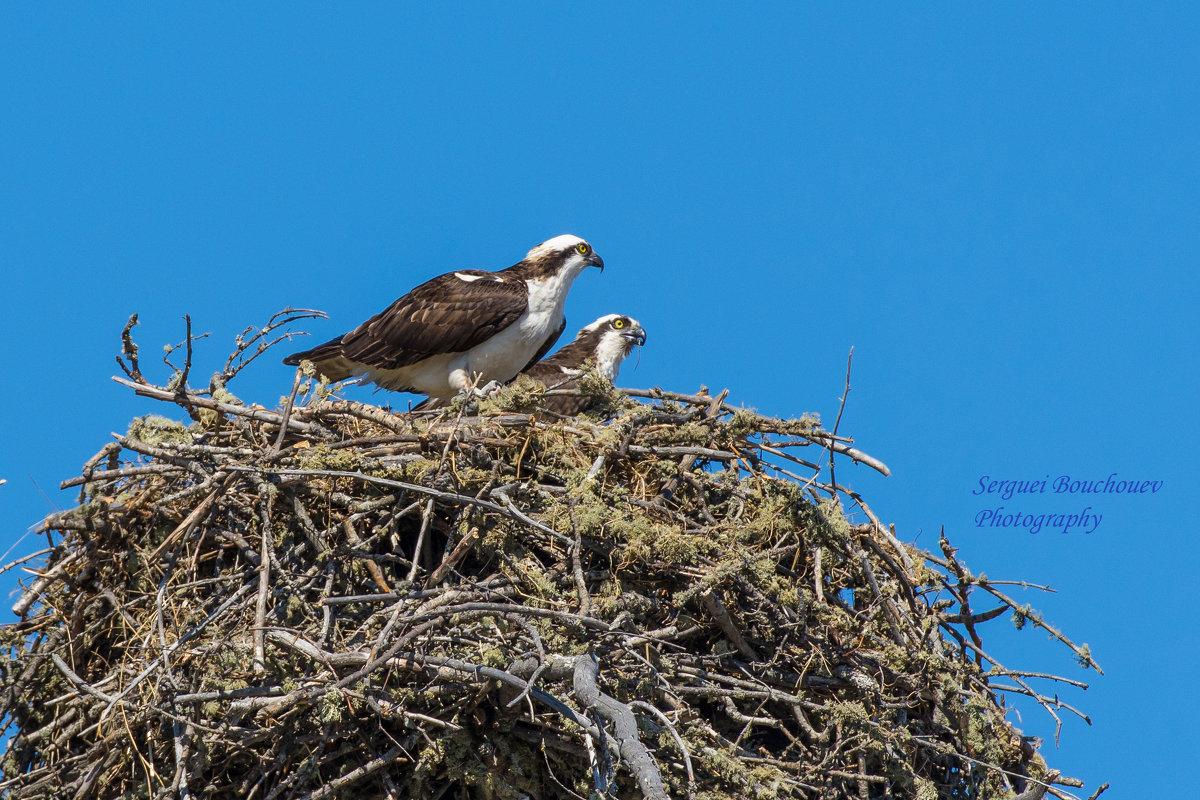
[827,348,853,498]
[178,313,195,395]
[570,653,669,800]
[423,526,479,588]
[221,307,328,383]
[253,489,274,674]
[275,367,306,452]
[630,699,695,800]
[115,313,145,384]
[113,376,333,438]
[405,498,437,583]
[699,588,760,661]
[567,502,594,618]
[289,746,407,800]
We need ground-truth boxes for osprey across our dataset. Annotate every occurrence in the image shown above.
[283,235,604,400]
[522,314,647,415]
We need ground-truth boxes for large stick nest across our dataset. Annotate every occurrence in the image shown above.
[1,311,1101,800]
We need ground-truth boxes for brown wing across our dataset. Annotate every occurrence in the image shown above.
[531,368,594,415]
[523,356,597,416]
[523,360,573,386]
[523,328,596,376]
[335,271,529,369]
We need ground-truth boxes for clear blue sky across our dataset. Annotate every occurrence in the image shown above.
[2,5,1196,796]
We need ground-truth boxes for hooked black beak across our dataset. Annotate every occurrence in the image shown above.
[587,251,605,272]
[622,325,646,347]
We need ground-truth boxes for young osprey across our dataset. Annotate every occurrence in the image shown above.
[283,234,604,401]
[522,314,647,415]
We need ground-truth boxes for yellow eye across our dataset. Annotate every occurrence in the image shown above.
[576,243,589,255]
[612,318,625,329]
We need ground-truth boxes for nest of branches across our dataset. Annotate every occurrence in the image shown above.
[1,311,1101,800]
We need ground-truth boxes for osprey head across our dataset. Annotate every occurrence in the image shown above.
[521,234,604,277]
[588,313,646,348]
[584,314,646,381]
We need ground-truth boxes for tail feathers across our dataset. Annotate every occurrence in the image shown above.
[410,395,448,412]
[282,335,340,366]
[282,336,359,382]
[283,335,341,365]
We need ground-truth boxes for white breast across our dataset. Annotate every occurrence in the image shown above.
[448,271,575,389]
[592,331,630,382]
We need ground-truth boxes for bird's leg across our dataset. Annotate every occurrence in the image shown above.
[462,371,502,399]
[446,372,504,410]
[472,380,503,398]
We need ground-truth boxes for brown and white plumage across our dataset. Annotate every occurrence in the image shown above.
[521,314,647,415]
[283,235,603,400]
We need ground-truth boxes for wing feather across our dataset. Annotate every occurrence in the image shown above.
[338,272,529,369]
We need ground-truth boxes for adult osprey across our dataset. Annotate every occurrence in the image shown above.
[282,235,604,401]
[522,314,647,415]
